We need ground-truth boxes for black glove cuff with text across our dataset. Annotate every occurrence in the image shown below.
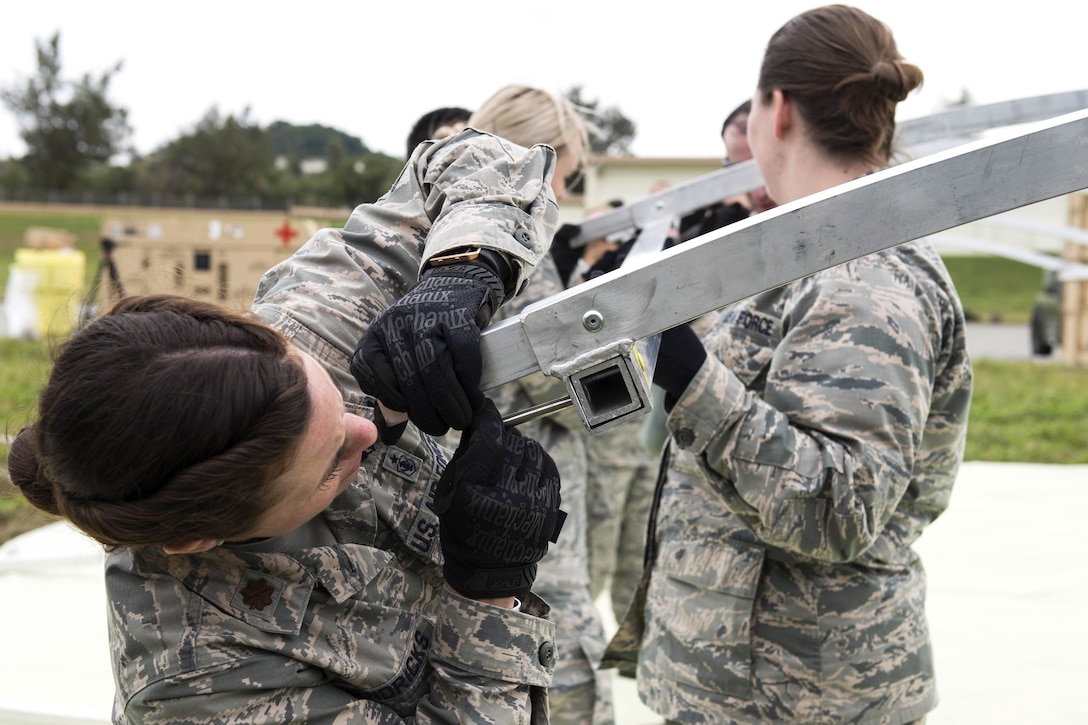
[419,261,506,328]
[654,323,708,412]
[349,260,508,436]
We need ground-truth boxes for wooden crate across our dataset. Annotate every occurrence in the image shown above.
[97,212,318,311]
[1062,192,1088,365]
[22,226,77,249]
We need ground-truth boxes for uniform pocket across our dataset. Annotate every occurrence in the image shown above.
[642,537,764,699]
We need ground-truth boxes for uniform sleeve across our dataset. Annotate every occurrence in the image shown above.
[251,130,560,403]
[665,260,944,563]
[416,130,559,290]
[422,588,555,725]
[338,127,559,295]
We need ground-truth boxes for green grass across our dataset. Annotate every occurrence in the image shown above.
[964,359,1088,463]
[0,337,56,540]
[0,337,49,429]
[942,255,1045,324]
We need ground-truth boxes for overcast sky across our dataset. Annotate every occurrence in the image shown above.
[1,1,1085,162]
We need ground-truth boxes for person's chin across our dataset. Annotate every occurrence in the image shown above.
[341,462,362,492]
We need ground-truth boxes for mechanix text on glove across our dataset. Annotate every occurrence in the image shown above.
[350,263,505,438]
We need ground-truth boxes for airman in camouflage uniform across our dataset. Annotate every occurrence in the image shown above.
[106,129,563,724]
[603,240,973,724]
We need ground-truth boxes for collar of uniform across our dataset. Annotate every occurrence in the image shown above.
[146,541,395,635]
[152,547,316,635]
[291,544,394,603]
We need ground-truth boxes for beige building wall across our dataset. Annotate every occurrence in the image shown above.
[558,155,721,225]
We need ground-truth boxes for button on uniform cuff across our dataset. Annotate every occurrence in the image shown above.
[666,356,746,454]
[537,641,556,667]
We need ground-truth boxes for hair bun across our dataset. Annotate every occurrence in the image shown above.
[8,426,40,487]
[869,59,919,102]
[7,424,61,516]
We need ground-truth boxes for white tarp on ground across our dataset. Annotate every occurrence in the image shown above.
[2,461,1087,724]
[3,270,41,340]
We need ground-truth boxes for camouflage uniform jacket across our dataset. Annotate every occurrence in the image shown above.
[603,240,972,724]
[106,130,562,724]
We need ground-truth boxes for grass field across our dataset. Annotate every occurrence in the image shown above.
[942,255,1047,325]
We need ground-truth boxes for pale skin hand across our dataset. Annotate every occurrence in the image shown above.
[581,239,619,267]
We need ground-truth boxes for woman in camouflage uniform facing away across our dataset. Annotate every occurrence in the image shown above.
[603,6,973,724]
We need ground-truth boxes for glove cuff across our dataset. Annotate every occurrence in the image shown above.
[654,324,708,411]
[444,557,536,601]
[421,261,506,326]
[423,247,517,300]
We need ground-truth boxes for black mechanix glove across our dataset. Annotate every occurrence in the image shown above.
[434,398,566,601]
[654,323,708,412]
[350,256,509,440]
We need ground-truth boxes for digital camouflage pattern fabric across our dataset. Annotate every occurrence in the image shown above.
[603,239,972,725]
[107,130,563,724]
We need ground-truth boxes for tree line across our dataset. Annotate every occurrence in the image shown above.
[0,33,635,211]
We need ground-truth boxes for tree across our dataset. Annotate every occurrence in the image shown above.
[0,32,131,191]
[145,106,272,201]
[268,121,368,158]
[348,152,405,204]
[564,86,636,156]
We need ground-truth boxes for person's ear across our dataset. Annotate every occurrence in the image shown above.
[162,539,222,555]
[771,89,792,140]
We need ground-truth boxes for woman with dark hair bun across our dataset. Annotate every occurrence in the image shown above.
[9,128,568,723]
[604,6,972,724]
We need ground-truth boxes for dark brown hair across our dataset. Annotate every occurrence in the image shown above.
[757,4,924,166]
[7,295,312,548]
[406,106,472,160]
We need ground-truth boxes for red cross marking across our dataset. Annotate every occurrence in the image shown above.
[275,220,299,247]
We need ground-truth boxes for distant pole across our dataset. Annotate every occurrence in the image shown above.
[1063,192,1088,365]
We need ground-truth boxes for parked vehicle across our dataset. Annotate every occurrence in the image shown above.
[1030,269,1062,356]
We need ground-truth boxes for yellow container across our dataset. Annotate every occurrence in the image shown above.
[10,247,87,338]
